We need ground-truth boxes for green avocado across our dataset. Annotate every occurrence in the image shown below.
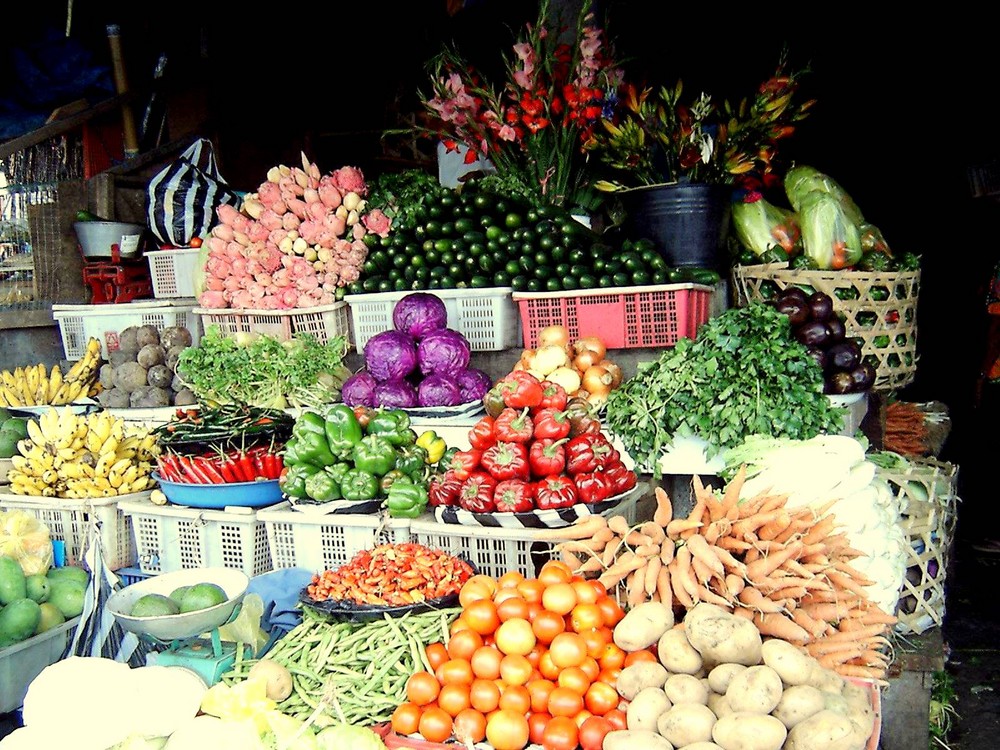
[0,598,42,647]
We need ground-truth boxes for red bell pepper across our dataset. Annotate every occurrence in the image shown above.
[458,471,497,513]
[574,471,613,504]
[429,470,463,507]
[494,479,534,512]
[566,433,620,474]
[528,438,568,478]
[445,449,483,481]
[534,475,578,510]
[536,380,568,412]
[468,415,497,451]
[494,407,534,444]
[603,462,637,496]
[496,371,544,410]
[532,408,571,440]
[481,441,530,481]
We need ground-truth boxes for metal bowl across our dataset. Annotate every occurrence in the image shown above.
[73,221,147,259]
[107,567,249,641]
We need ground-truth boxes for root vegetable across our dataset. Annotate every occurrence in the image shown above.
[656,702,718,747]
[712,712,788,750]
[617,661,669,701]
[725,665,783,714]
[109,349,135,368]
[135,325,160,348]
[665,673,710,706]
[114,362,149,393]
[118,326,140,354]
[761,638,818,686]
[96,388,130,408]
[773,685,826,729]
[173,388,197,406]
[603,729,675,750]
[657,627,704,675]
[137,344,166,369]
[99,363,116,389]
[784,709,860,750]
[147,364,173,389]
[130,386,171,408]
[165,345,186,372]
[247,659,292,701]
[627,687,672,732]
[684,606,763,668]
[160,326,193,351]
[614,601,675,651]
[707,692,734,719]
[707,663,748,694]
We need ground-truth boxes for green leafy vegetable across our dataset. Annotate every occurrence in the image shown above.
[605,302,844,477]
[176,328,351,410]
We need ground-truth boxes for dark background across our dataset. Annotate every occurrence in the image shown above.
[4,1,999,539]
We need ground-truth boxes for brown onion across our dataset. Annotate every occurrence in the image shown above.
[539,325,570,348]
[573,336,607,362]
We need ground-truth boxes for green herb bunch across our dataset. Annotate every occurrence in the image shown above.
[176,327,352,410]
[605,302,844,477]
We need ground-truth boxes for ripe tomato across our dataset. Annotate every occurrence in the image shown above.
[406,671,440,706]
[604,708,627,730]
[469,677,502,713]
[525,644,544,669]
[493,587,522,605]
[496,596,531,622]
[453,708,487,743]
[597,642,626,671]
[547,686,584,718]
[516,578,545,604]
[538,649,562,681]
[438,682,472,717]
[538,560,573,586]
[498,683,531,714]
[497,571,526,589]
[595,595,625,627]
[527,678,556,713]
[528,711,551,745]
[579,628,609,659]
[541,582,577,615]
[460,575,498,607]
[465,598,502,635]
[499,653,533,686]
[579,715,614,750]
[418,706,453,744]
[584,680,620,716]
[471,645,503,680]
[574,709,593,728]
[188,237,204,248]
[390,702,422,735]
[448,629,484,661]
[425,642,450,672]
[597,667,622,686]
[437,658,475,687]
[579,656,600,682]
[557,666,591,695]
[494,617,536,656]
[549,632,588,669]
[623,648,659,667]
[569,603,605,633]
[572,579,602,604]
[532,610,566,644]
[541,715,579,750]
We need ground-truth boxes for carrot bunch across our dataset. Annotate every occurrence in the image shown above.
[552,467,897,682]
[883,400,929,456]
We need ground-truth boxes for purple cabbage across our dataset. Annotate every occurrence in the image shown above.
[340,371,377,407]
[417,374,463,407]
[363,330,417,382]
[417,328,471,378]
[374,378,418,409]
[392,292,449,339]
[455,368,493,403]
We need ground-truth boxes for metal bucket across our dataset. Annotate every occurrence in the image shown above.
[73,221,147,259]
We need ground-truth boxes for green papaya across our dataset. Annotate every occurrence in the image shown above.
[0,556,27,605]
[0,598,42,647]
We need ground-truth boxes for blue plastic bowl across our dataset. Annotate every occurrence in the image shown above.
[151,473,283,509]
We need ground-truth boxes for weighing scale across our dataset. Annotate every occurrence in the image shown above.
[107,567,254,686]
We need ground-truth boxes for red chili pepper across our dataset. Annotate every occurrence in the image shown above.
[534,474,578,510]
[536,380,568,412]
[494,479,534,512]
[446,450,483,482]
[481,441,530,481]
[574,471,613,504]
[195,455,226,484]
[458,471,497,513]
[528,438,568,478]
[496,371,544,410]
[236,451,256,482]
[157,454,180,482]
[468,415,497,451]
[532,408,571,440]
[176,455,207,484]
[429,470,463,507]
[218,455,241,483]
[494,407,534,444]
[264,452,284,480]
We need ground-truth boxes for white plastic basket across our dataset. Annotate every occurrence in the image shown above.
[147,248,202,299]
[408,489,641,579]
[345,287,521,352]
[117,495,273,577]
[0,616,80,714]
[0,491,142,570]
[193,302,352,347]
[51,299,202,360]
[258,502,413,573]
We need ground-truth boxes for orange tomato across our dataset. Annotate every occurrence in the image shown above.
[605,708,627,730]
[390,702,422,735]
[623,648,659,667]
[569,603,605,633]
[496,596,531,622]
[437,658,475,686]
[541,582,578,616]
[188,237,204,248]
[525,644,544,669]
[447,629,484,661]
[579,715,614,750]
[494,617,536,656]
[549,632,588,669]
[418,706,453,744]
[453,708,487,744]
[574,709,593,728]
[526,600,543,622]
[516,578,545,604]
[425,642,450,672]
[597,667,622,686]
[493,587,522,605]
[528,710,551,745]
[584,680,620,716]
[538,649,562,681]
[406,671,440,706]
[497,571,526,589]
[557,666,592,695]
[465,598,501,636]
[471,645,503,680]
[469,678,501,713]
[531,610,566,644]
[578,656,601,682]
[579,628,608,660]
[527,678,556,713]
[571,579,601,605]
[541,715,579,750]
[438,682,472,718]
[450,617,472,635]
[498,683,531,714]
[547,686,585,718]
[460,575,497,607]
[499,653,533,686]
[538,560,573,586]
[595,595,625,627]
[597,642,626,671]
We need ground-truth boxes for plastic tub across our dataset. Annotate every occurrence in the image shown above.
[0,617,80,714]
[152,473,283,510]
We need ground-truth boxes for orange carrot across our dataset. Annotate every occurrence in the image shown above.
[640,521,666,545]
[802,515,837,546]
[725,573,746,597]
[791,607,832,639]
[717,537,753,553]
[757,511,792,542]
[598,551,644,589]
[686,534,725,578]
[745,541,804,581]
[692,557,715,585]
[656,566,673,609]
[733,509,788,539]
[561,549,583,573]
[738,585,786,614]
[720,465,747,518]
[653,487,673,528]
[667,519,704,537]
[607,515,630,537]
[751,612,811,643]
[660,539,675,565]
[670,561,695,609]
[627,568,646,607]
[712,546,748,575]
[644,556,662,596]
[697,583,734,608]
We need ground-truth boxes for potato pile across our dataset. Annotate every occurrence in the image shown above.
[606,603,879,750]
[95,325,197,408]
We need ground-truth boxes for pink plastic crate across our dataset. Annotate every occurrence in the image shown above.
[513,283,713,349]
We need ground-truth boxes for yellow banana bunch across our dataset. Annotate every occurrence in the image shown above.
[0,337,103,408]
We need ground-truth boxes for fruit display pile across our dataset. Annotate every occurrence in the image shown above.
[0,556,88,649]
[0,338,102,408]
[127,581,229,618]
[95,324,197,408]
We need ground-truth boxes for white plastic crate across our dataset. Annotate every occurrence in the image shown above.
[147,248,202,299]
[258,502,413,573]
[193,302,352,347]
[51,299,203,360]
[0,491,141,570]
[345,287,521,351]
[408,487,642,580]
[117,495,273,577]
[0,616,80,714]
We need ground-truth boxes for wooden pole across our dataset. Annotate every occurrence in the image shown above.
[106,24,140,160]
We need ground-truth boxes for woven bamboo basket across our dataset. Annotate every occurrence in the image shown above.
[731,263,920,391]
[878,457,959,635]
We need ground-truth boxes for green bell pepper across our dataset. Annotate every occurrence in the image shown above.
[324,404,364,460]
[438,447,459,473]
[395,444,429,481]
[351,435,397,476]
[380,469,413,494]
[326,462,351,488]
[291,411,336,466]
[367,409,414,446]
[341,468,380,501]
[279,464,316,499]
[282,437,305,467]
[305,469,342,503]
[385,483,428,519]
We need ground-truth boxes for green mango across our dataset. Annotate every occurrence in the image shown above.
[35,602,66,635]
[47,580,86,619]
[25,574,50,603]
[0,598,42,647]
[0,556,27,606]
[46,565,90,589]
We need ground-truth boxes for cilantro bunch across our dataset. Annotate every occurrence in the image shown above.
[605,302,844,477]
[176,327,352,410]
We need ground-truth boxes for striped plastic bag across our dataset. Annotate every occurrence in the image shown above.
[146,138,240,247]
